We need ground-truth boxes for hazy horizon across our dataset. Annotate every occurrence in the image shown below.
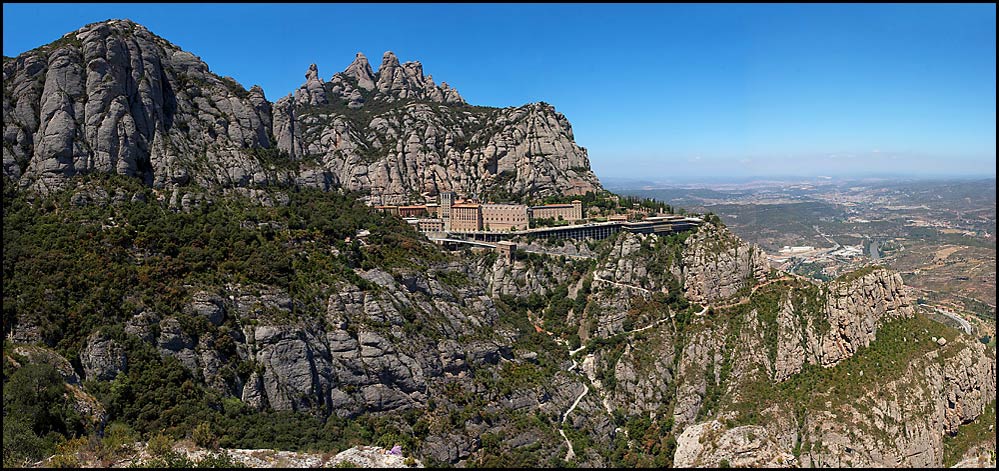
[599,172,998,189]
[4,3,995,181]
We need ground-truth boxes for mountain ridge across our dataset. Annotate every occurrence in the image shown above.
[2,18,994,470]
[3,18,602,201]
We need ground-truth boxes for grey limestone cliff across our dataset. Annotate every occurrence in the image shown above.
[4,20,601,201]
[3,19,272,192]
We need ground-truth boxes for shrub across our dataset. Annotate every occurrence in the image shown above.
[3,416,51,467]
[146,433,174,457]
[192,422,218,449]
[102,422,139,455]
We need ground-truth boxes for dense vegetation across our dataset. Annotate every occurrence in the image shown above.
[3,172,991,468]
[3,174,439,353]
[2,350,85,466]
[533,190,677,217]
[944,400,996,467]
[2,174,446,466]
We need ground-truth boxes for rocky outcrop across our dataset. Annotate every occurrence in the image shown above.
[800,335,995,467]
[5,21,602,200]
[772,269,915,382]
[115,267,504,418]
[672,324,727,430]
[187,291,226,326]
[814,270,914,366]
[12,345,82,385]
[80,331,127,381]
[342,53,376,91]
[671,304,994,468]
[4,19,273,192]
[326,445,424,468]
[579,232,681,338]
[51,442,425,468]
[674,420,797,468]
[772,297,807,383]
[293,64,328,106]
[371,52,463,104]
[671,336,995,468]
[474,243,589,298]
[606,330,677,416]
[8,346,108,433]
[275,94,602,201]
[677,223,769,304]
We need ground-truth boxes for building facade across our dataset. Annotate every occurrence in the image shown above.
[529,200,583,222]
[481,203,529,231]
[374,205,400,216]
[440,192,455,231]
[417,218,445,232]
[398,205,428,218]
[450,203,482,231]
[495,241,517,262]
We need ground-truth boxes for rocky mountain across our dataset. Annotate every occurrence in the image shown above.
[5,178,994,468]
[3,19,601,200]
[3,19,994,470]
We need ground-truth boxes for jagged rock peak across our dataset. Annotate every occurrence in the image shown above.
[379,51,400,68]
[5,19,599,200]
[344,52,376,90]
[305,63,320,80]
[354,50,464,104]
[306,51,465,106]
[294,63,328,106]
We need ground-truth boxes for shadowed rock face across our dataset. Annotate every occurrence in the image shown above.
[4,20,602,200]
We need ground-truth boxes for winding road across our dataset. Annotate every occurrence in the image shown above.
[934,307,974,335]
[592,275,656,295]
[541,268,801,462]
[558,383,590,461]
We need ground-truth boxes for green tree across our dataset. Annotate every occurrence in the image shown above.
[3,363,82,438]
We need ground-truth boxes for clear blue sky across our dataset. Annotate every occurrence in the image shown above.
[3,3,996,182]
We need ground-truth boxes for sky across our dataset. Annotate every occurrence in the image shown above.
[3,3,996,182]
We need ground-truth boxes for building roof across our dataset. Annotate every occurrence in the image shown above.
[482,203,527,209]
[531,204,575,209]
[451,203,481,208]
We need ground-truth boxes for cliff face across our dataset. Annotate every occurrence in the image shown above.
[274,56,601,201]
[3,20,273,192]
[799,338,995,468]
[673,332,996,468]
[6,190,995,467]
[661,264,994,468]
[5,19,994,469]
[87,263,511,419]
[560,226,994,468]
[676,223,770,304]
[4,20,602,200]
[772,269,915,382]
